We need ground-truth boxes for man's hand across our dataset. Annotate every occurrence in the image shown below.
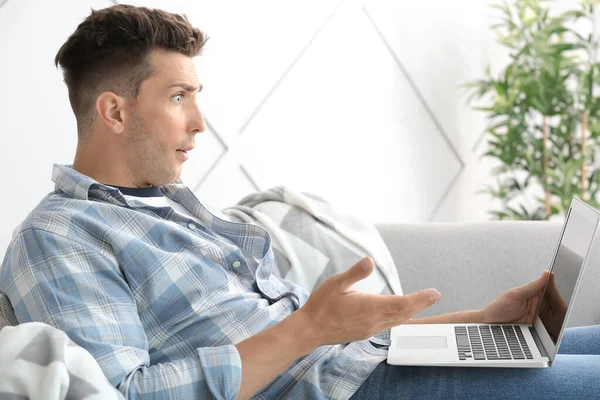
[235,257,440,399]
[482,270,549,325]
[297,256,442,347]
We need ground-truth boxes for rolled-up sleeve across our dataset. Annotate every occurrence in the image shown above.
[0,228,242,399]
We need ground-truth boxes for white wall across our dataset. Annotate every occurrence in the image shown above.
[0,0,587,259]
[0,0,113,259]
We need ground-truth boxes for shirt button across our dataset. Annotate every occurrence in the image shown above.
[188,223,197,230]
[232,261,241,268]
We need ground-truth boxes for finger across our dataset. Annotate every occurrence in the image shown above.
[382,290,441,326]
[381,288,441,316]
[336,256,374,289]
[514,270,548,299]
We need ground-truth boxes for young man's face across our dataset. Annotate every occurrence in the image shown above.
[123,49,205,187]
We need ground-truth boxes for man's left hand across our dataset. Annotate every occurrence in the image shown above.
[481,270,549,324]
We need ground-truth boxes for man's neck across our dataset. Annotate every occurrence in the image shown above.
[72,144,148,188]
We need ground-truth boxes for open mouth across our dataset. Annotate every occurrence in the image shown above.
[176,149,191,160]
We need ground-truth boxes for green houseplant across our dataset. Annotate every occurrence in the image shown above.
[466,0,600,220]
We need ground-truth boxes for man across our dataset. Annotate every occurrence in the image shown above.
[1,5,598,399]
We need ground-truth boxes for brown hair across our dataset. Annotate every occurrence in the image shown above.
[55,5,208,140]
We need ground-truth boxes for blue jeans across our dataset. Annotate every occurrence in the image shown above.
[350,325,600,400]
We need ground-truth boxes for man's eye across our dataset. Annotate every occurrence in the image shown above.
[171,94,183,104]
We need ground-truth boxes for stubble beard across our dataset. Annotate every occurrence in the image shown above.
[124,112,179,187]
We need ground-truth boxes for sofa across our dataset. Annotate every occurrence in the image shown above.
[2,221,599,330]
[376,221,600,327]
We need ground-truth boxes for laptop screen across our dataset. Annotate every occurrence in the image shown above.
[537,207,596,343]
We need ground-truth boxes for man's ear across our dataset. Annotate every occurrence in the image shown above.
[95,91,128,134]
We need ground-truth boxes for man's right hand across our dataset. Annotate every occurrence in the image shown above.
[235,256,441,399]
[297,256,442,347]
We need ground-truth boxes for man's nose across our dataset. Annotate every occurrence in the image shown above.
[189,105,206,134]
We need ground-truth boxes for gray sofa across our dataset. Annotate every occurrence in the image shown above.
[376,221,600,327]
[1,221,599,330]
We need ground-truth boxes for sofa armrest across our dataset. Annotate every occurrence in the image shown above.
[0,293,18,330]
[375,221,600,327]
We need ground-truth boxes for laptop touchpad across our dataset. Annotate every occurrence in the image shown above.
[396,336,448,350]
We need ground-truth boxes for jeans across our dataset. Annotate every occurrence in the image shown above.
[350,325,600,400]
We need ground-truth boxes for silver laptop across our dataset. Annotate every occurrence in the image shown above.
[387,197,599,368]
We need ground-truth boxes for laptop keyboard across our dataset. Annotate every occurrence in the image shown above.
[455,325,533,361]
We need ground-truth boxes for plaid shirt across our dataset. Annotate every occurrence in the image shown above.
[0,165,389,399]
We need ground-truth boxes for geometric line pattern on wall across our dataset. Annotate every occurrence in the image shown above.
[239,165,261,191]
[94,0,475,218]
[190,118,260,193]
[362,6,465,222]
[428,166,464,221]
[238,0,345,135]
[472,120,492,153]
[189,0,346,199]
[237,0,463,224]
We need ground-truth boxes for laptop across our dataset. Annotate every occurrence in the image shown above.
[387,197,599,368]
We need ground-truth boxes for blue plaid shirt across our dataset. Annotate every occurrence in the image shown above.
[0,165,389,399]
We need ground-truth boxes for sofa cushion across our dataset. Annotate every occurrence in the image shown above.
[0,293,18,330]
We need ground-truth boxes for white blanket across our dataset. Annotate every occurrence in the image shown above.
[0,322,124,400]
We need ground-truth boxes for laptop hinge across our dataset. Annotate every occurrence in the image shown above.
[529,326,548,358]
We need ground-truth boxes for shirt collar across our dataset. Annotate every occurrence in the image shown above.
[51,164,185,206]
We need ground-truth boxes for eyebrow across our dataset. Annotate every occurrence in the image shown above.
[169,83,203,93]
